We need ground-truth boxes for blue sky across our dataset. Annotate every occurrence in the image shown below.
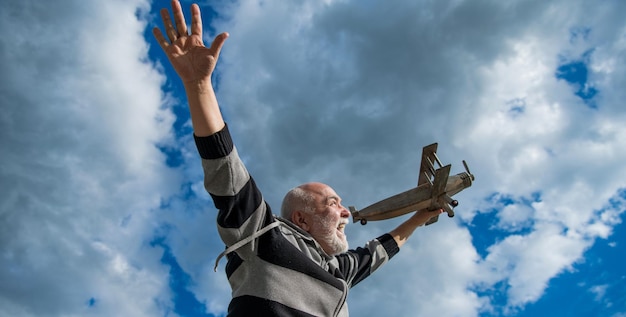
[1,0,625,316]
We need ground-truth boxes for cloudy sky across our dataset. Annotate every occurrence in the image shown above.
[1,0,625,316]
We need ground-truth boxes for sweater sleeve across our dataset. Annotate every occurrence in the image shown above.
[194,125,273,249]
[335,233,400,288]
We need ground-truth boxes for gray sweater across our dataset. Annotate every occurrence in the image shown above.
[195,125,399,316]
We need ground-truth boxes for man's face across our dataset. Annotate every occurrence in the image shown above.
[301,183,350,255]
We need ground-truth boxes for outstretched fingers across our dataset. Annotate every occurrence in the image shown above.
[152,1,229,67]
[190,4,203,38]
[156,0,190,45]
[152,27,170,51]
[209,32,229,61]
[171,0,188,37]
[160,8,178,43]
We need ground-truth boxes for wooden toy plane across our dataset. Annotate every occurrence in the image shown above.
[349,143,475,225]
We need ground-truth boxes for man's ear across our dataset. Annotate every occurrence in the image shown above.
[291,210,310,231]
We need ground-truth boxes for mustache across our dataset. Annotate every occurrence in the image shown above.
[337,219,349,229]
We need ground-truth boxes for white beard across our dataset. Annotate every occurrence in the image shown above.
[312,215,349,255]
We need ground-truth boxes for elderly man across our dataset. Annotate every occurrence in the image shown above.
[153,1,443,316]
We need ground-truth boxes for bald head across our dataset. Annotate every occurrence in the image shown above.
[280,182,323,220]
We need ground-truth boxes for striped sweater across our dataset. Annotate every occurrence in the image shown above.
[195,125,399,316]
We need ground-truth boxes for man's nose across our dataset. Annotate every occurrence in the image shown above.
[340,206,350,218]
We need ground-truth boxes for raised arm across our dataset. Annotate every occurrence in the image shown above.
[152,0,228,137]
[389,208,443,248]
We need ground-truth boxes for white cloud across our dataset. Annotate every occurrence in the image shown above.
[348,221,485,317]
[0,0,182,316]
[496,203,535,232]
[589,284,609,302]
[481,223,590,308]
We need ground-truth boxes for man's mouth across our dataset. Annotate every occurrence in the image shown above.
[337,222,348,231]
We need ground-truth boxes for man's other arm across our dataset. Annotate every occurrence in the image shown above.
[389,208,443,248]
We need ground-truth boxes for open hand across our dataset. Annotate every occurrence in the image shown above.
[152,0,228,86]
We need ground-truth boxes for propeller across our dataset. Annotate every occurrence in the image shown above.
[462,160,475,181]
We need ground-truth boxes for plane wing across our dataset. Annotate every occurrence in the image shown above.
[417,143,450,226]
[418,143,439,186]
[425,164,451,226]
[431,164,451,201]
